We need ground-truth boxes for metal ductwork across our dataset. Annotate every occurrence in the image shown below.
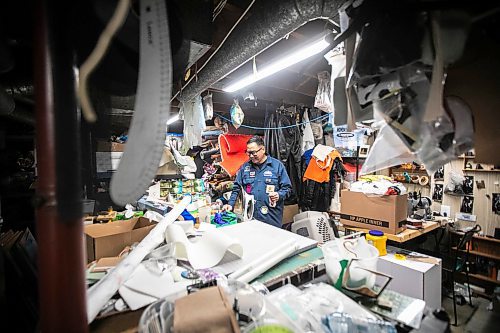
[0,86,35,125]
[179,0,344,102]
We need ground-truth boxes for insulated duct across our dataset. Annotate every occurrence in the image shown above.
[0,86,35,125]
[179,0,344,102]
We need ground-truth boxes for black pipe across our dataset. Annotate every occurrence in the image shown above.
[47,1,83,220]
[179,0,344,102]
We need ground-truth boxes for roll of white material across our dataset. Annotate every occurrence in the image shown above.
[86,196,191,323]
[235,241,299,283]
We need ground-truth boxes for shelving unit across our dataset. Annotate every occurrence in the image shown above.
[468,273,500,286]
[340,146,366,181]
[449,231,500,292]
[388,165,431,186]
[452,247,500,261]
[459,151,499,172]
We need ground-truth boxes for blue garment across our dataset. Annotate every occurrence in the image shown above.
[228,156,292,228]
[180,209,195,222]
[303,148,314,167]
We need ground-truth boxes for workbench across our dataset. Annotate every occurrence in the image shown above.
[254,247,325,290]
[343,221,440,243]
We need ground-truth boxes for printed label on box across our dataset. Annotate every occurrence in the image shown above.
[340,214,406,228]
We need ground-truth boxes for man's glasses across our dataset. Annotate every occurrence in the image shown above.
[246,147,263,156]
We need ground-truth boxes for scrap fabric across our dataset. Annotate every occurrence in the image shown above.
[218,134,252,177]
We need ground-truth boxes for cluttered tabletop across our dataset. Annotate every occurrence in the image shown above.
[343,221,441,243]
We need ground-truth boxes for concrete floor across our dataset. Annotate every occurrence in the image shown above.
[442,295,500,333]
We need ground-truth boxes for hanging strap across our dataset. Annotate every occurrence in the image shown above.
[344,30,357,132]
[423,13,446,122]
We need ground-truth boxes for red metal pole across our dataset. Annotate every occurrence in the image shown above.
[34,1,88,331]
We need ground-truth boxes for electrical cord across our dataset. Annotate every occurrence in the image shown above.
[78,0,131,123]
[213,0,227,21]
[214,112,330,130]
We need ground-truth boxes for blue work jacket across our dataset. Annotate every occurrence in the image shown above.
[228,156,292,228]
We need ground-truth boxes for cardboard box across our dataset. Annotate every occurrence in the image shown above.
[282,204,299,225]
[340,190,407,235]
[96,141,126,152]
[84,217,156,263]
[377,246,442,309]
[95,152,123,172]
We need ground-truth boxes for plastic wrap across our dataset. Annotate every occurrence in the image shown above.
[202,92,214,120]
[350,176,407,195]
[315,71,334,113]
[322,312,397,333]
[181,95,206,150]
[445,170,466,194]
[351,12,473,174]
[361,124,415,175]
[349,6,431,86]
[230,99,244,129]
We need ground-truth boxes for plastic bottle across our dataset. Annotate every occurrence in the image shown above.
[366,230,387,256]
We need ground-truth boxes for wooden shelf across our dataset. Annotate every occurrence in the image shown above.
[444,191,471,197]
[390,167,428,174]
[462,168,499,172]
[468,273,500,286]
[450,231,500,244]
[452,247,500,261]
[473,235,500,244]
[459,156,476,159]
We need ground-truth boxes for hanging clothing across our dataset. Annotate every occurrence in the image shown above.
[311,144,335,162]
[300,157,346,212]
[302,148,314,167]
[264,110,302,204]
[181,95,206,150]
[309,108,324,142]
[303,149,342,183]
[301,109,315,154]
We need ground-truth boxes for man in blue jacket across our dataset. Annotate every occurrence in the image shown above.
[223,136,292,228]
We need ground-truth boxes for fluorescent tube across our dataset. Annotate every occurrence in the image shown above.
[223,35,332,93]
[166,114,180,125]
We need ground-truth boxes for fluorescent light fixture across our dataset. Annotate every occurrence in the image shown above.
[223,33,333,93]
[166,114,180,125]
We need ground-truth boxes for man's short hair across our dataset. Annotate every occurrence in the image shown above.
[247,135,264,146]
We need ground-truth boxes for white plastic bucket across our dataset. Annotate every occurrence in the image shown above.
[322,239,379,290]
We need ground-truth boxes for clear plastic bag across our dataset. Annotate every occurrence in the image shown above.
[315,71,334,113]
[445,170,465,194]
[181,95,206,149]
[361,123,416,175]
[202,93,214,120]
[230,99,244,129]
[322,312,397,333]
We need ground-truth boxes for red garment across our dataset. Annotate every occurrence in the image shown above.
[218,134,252,176]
